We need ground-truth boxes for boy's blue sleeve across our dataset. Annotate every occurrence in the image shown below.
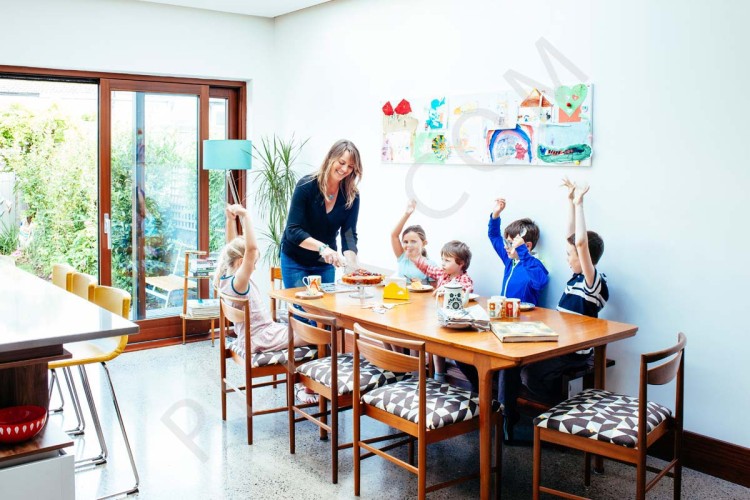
[516,244,549,291]
[487,215,510,266]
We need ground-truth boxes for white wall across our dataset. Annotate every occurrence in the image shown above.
[0,0,277,136]
[273,0,750,446]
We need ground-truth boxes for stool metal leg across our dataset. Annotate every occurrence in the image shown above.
[76,365,108,468]
[97,361,140,499]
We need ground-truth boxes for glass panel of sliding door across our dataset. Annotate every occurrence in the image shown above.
[110,90,199,319]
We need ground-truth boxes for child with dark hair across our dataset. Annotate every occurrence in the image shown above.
[410,240,474,382]
[488,199,549,305]
[520,180,609,405]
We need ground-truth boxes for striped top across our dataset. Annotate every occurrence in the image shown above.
[557,270,609,318]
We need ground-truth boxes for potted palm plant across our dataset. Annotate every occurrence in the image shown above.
[253,135,308,267]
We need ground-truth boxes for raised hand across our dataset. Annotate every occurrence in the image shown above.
[405,199,416,215]
[561,177,576,200]
[492,198,506,218]
[573,184,590,205]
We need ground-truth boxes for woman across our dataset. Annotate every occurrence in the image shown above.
[280,139,363,289]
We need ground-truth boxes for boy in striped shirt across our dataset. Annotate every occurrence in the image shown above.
[521,180,609,404]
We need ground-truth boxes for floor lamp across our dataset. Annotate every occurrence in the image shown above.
[202,139,252,205]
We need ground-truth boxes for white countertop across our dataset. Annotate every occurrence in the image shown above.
[0,266,139,353]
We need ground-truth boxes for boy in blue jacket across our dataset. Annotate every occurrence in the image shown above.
[488,198,549,304]
[488,198,550,442]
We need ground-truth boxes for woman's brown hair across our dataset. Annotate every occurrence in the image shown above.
[315,139,363,209]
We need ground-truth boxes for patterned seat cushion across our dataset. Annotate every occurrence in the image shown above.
[228,340,317,368]
[361,378,502,430]
[296,353,408,395]
[534,388,672,448]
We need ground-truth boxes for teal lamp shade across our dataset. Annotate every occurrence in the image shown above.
[202,140,252,170]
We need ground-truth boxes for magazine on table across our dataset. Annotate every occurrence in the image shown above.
[491,321,559,342]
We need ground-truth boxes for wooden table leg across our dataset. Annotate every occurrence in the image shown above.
[477,359,493,500]
[593,345,607,473]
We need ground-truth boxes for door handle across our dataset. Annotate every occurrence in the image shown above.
[104,213,111,250]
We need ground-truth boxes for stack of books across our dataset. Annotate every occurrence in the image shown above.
[186,298,220,318]
[189,256,217,277]
[490,321,559,342]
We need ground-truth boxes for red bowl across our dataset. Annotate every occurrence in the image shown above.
[0,405,48,444]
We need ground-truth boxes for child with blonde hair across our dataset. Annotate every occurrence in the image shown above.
[215,204,309,355]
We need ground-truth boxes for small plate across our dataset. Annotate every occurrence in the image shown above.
[295,291,324,300]
[468,293,480,302]
[520,302,535,311]
[407,284,434,292]
[444,322,474,330]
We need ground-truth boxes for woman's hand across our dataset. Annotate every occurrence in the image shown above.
[320,246,345,267]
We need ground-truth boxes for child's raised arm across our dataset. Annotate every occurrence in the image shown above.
[573,185,596,287]
[229,204,259,293]
[561,177,575,238]
[390,199,416,258]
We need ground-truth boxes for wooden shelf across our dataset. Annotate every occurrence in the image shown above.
[0,424,72,465]
[182,250,218,345]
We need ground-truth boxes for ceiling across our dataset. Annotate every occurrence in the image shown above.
[134,0,332,18]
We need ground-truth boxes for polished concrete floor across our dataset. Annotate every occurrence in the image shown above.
[57,341,749,499]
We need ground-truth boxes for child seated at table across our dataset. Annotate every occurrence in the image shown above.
[520,180,609,405]
[410,240,474,382]
[215,204,314,401]
[488,198,549,305]
[458,198,550,439]
[390,199,436,283]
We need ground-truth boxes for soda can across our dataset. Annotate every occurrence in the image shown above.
[506,298,520,319]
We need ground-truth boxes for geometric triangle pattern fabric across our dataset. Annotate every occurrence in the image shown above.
[533,388,672,448]
[296,353,409,396]
[362,378,503,430]
[227,340,317,368]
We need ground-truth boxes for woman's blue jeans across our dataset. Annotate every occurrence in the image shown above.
[280,251,335,323]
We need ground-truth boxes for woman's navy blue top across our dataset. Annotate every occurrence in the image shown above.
[281,175,359,267]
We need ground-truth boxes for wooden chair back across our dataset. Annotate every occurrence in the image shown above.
[52,263,76,290]
[219,291,250,328]
[288,308,337,348]
[270,266,283,321]
[353,323,423,375]
[70,272,96,301]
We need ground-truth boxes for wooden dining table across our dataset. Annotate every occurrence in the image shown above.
[270,286,637,499]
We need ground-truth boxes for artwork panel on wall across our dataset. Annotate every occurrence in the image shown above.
[381,84,593,166]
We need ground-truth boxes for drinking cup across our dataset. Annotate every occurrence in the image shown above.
[302,275,322,295]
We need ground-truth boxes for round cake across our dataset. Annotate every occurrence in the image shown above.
[341,268,385,286]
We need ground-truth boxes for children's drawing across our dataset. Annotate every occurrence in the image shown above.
[518,88,553,125]
[487,125,533,164]
[537,123,592,165]
[382,99,418,163]
[414,132,449,164]
[381,85,593,166]
[424,97,447,131]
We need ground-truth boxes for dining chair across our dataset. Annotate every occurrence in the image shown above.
[69,271,97,301]
[287,309,409,484]
[352,323,503,499]
[52,262,76,289]
[219,291,318,445]
[48,284,139,499]
[532,332,687,500]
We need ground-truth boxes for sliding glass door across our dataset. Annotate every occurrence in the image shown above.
[109,89,200,319]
